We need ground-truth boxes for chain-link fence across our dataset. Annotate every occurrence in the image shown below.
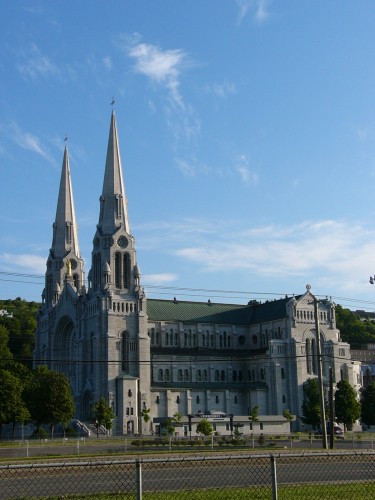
[1,451,375,499]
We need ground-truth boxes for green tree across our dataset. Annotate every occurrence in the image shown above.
[335,305,375,347]
[361,382,375,427]
[23,366,74,437]
[248,404,259,422]
[141,407,151,423]
[0,369,29,437]
[94,397,114,434]
[140,407,151,434]
[0,325,13,368]
[164,412,182,435]
[334,380,361,431]
[283,409,294,432]
[196,418,213,437]
[301,378,323,429]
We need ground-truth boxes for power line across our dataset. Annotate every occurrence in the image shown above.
[2,270,375,310]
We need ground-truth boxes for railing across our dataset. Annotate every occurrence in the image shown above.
[1,452,375,499]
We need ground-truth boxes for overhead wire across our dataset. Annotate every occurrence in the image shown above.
[1,270,375,310]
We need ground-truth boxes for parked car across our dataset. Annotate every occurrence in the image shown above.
[314,425,344,439]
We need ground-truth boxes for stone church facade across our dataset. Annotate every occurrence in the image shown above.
[34,112,360,435]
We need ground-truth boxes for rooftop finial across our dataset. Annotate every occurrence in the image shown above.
[111,96,115,107]
[64,134,68,144]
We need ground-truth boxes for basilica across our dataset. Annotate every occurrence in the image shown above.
[34,111,360,436]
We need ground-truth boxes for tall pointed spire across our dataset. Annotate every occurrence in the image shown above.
[52,145,80,257]
[98,111,129,234]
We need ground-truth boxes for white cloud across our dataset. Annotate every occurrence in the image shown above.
[237,0,270,25]
[0,253,46,273]
[16,43,60,81]
[8,122,55,165]
[103,56,113,70]
[175,158,197,177]
[162,218,375,295]
[127,37,188,109]
[143,273,178,284]
[234,155,258,185]
[207,82,237,98]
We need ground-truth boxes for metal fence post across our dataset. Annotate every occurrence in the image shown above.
[136,459,142,500]
[270,454,278,500]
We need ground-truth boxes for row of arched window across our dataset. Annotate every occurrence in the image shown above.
[151,329,235,349]
[297,309,329,322]
[154,368,265,383]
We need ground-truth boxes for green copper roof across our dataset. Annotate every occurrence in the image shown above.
[147,297,290,325]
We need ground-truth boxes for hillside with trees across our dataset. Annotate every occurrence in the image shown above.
[335,305,375,348]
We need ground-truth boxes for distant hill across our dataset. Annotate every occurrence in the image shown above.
[0,298,40,368]
[335,305,375,348]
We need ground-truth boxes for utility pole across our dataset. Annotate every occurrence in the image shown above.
[329,366,335,449]
[314,297,328,449]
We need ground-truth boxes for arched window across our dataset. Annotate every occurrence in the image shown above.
[115,252,122,288]
[165,369,170,381]
[122,331,129,372]
[177,369,183,382]
[196,370,202,382]
[184,369,189,382]
[158,369,163,381]
[203,370,208,381]
[215,370,220,382]
[221,370,225,381]
[123,253,130,289]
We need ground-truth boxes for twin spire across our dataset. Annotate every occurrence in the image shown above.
[51,109,129,265]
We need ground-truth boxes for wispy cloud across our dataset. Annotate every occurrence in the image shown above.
[233,154,258,185]
[175,158,197,177]
[237,0,270,25]
[0,253,46,273]
[206,81,237,98]
[141,217,375,295]
[16,43,60,81]
[7,122,56,165]
[143,273,178,285]
[126,35,188,109]
[102,56,113,70]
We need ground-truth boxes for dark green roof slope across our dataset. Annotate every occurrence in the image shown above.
[147,297,290,326]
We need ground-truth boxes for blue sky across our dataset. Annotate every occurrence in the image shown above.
[1,1,375,309]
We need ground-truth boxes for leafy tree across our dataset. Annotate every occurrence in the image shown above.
[23,366,74,437]
[94,397,114,433]
[0,369,29,437]
[335,305,375,347]
[196,418,213,436]
[140,407,151,434]
[0,325,13,368]
[0,299,38,368]
[283,409,294,432]
[248,404,259,422]
[334,380,361,431]
[361,382,375,427]
[141,407,151,423]
[164,412,182,435]
[301,378,323,429]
